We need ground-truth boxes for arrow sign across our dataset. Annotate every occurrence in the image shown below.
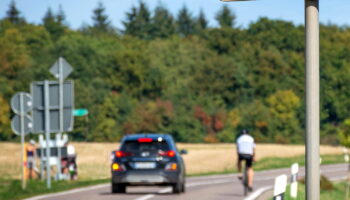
[49,57,73,80]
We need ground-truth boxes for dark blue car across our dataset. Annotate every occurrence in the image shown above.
[111,134,186,194]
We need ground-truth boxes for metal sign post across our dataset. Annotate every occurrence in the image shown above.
[10,92,33,190]
[31,57,74,187]
[20,94,25,190]
[44,80,51,188]
[50,57,73,180]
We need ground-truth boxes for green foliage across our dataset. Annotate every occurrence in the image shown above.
[338,118,350,148]
[0,95,11,140]
[267,90,302,143]
[0,3,349,144]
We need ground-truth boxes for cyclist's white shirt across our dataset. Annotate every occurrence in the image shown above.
[237,134,255,155]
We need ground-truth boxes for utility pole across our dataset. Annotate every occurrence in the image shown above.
[305,0,320,199]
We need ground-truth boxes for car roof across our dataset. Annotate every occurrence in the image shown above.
[122,133,172,141]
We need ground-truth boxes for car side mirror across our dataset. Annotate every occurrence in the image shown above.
[180,149,188,155]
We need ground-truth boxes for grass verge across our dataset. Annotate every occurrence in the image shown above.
[0,154,346,200]
[188,154,345,176]
[0,178,108,200]
[271,181,349,200]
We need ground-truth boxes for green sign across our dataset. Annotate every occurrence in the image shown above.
[73,109,88,117]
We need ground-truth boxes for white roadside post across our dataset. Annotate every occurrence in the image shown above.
[290,163,299,198]
[273,175,288,200]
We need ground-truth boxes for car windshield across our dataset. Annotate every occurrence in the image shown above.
[121,140,170,152]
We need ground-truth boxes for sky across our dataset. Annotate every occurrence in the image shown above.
[0,0,350,30]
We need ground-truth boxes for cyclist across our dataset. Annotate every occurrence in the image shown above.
[236,129,256,192]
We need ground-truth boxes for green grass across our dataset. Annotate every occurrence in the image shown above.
[271,182,349,200]
[255,154,344,171]
[188,154,345,176]
[0,154,345,200]
[0,178,108,200]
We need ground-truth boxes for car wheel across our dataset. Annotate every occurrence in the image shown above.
[181,182,185,193]
[172,182,182,194]
[111,183,126,193]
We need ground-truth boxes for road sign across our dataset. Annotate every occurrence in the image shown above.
[11,93,32,114]
[49,57,73,80]
[73,109,88,117]
[10,92,33,190]
[11,115,33,135]
[31,81,74,133]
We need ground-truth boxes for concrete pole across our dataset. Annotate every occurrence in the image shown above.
[57,57,64,180]
[305,0,320,199]
[44,81,51,188]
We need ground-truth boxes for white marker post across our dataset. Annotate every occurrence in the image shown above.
[290,163,299,198]
[273,175,287,200]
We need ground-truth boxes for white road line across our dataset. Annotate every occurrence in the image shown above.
[244,186,273,200]
[134,179,234,200]
[134,188,171,200]
[25,183,109,200]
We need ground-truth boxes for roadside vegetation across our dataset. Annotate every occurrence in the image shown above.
[1,1,350,145]
[271,180,348,200]
[0,178,108,200]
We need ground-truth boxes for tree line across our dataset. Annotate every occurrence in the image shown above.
[1,1,350,145]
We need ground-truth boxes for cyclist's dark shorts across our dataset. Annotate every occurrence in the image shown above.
[238,154,253,168]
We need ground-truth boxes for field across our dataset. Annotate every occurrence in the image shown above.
[0,142,344,180]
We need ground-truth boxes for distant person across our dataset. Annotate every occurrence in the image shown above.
[62,142,78,180]
[236,129,256,191]
[26,140,36,179]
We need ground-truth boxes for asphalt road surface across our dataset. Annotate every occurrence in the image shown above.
[27,163,348,200]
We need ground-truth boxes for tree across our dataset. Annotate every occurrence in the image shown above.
[196,9,208,32]
[267,90,302,143]
[151,4,175,39]
[0,95,11,140]
[91,2,113,33]
[176,6,195,37]
[5,0,25,24]
[123,1,152,39]
[339,118,350,148]
[0,28,30,79]
[42,7,66,40]
[215,5,236,28]
[56,5,66,24]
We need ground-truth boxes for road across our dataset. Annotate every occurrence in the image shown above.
[27,163,348,200]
